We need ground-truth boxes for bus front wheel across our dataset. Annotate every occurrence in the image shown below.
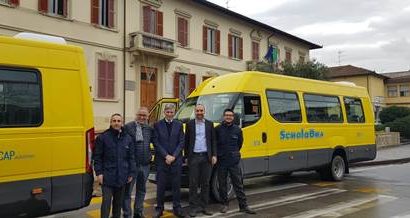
[211,169,235,202]
[319,155,346,181]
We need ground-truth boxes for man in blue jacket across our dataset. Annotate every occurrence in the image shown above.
[93,113,136,218]
[122,107,155,218]
[153,104,185,218]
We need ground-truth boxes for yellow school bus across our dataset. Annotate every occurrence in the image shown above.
[0,33,94,217]
[173,71,375,201]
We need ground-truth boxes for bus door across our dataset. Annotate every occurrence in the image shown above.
[265,90,308,173]
[233,93,268,177]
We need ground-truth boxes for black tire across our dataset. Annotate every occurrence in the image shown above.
[319,155,346,181]
[211,169,235,202]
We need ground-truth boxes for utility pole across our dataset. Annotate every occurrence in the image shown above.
[337,50,344,66]
[226,0,230,9]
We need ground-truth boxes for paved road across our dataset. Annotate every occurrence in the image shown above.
[43,163,410,218]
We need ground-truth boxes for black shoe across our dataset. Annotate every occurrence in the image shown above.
[220,205,229,213]
[133,213,145,218]
[188,209,197,217]
[239,207,256,215]
[174,210,187,218]
[202,209,213,216]
[153,210,163,218]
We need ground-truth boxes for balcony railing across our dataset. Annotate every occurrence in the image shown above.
[129,31,177,59]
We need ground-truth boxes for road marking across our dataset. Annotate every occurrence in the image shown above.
[86,209,100,218]
[350,165,392,173]
[312,182,337,187]
[91,197,102,205]
[246,182,307,195]
[353,187,387,193]
[207,188,346,218]
[283,194,398,218]
[391,213,410,218]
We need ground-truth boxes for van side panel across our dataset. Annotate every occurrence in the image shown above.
[0,37,94,215]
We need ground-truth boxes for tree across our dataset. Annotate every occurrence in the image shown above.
[379,106,410,124]
[247,59,329,80]
[281,59,329,80]
[384,115,410,139]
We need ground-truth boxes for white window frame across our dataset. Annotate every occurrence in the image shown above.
[231,35,241,59]
[207,28,217,54]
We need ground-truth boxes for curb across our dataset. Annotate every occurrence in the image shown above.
[350,157,410,168]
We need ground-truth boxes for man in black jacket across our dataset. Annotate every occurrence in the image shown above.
[185,104,217,217]
[122,107,155,218]
[93,113,136,218]
[216,109,256,215]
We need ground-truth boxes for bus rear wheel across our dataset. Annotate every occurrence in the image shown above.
[211,169,235,202]
[319,155,346,181]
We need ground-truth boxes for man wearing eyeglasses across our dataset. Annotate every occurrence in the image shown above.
[93,113,136,218]
[122,107,155,218]
[216,109,256,215]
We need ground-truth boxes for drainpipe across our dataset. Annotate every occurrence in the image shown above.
[123,0,127,118]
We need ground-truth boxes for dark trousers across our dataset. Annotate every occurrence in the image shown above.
[189,154,212,211]
[155,161,182,212]
[218,163,248,209]
[101,185,126,218]
[123,164,150,217]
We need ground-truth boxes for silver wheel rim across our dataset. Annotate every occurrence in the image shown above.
[333,157,345,179]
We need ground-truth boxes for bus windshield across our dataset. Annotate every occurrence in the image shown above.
[175,93,239,123]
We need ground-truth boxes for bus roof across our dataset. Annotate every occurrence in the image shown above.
[189,71,369,98]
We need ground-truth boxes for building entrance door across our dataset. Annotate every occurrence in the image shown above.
[140,66,157,109]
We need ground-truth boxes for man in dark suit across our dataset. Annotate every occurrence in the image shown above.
[185,104,217,217]
[153,104,185,218]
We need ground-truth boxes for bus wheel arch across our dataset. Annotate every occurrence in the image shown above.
[210,167,235,202]
[319,147,348,181]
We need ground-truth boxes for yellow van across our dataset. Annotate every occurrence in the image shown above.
[170,71,375,201]
[0,33,94,217]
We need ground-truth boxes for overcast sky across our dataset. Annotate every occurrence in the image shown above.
[208,0,410,73]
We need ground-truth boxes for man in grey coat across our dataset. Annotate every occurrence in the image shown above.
[122,107,155,218]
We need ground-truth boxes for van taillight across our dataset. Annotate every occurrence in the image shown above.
[86,128,95,173]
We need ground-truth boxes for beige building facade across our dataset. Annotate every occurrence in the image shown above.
[328,65,410,123]
[0,0,320,130]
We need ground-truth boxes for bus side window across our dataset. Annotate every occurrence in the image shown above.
[242,95,261,127]
[344,97,365,123]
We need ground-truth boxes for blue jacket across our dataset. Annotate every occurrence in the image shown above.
[153,119,185,166]
[93,127,136,187]
[215,122,243,167]
[124,121,155,166]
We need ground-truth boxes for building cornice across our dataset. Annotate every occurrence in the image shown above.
[174,9,192,18]
[204,19,219,28]
[139,0,162,8]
